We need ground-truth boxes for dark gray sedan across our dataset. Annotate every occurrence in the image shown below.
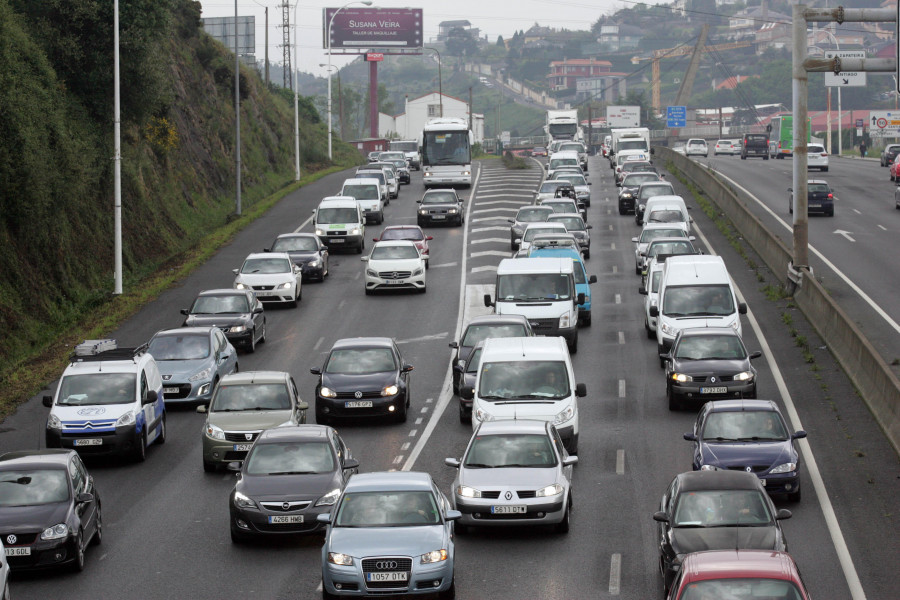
[417,188,464,227]
[147,327,238,405]
[267,233,329,282]
[181,289,266,353]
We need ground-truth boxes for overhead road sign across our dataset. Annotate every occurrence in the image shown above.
[869,111,900,138]
[824,50,867,87]
[667,106,686,128]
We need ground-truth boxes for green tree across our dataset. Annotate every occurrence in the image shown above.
[446,27,478,57]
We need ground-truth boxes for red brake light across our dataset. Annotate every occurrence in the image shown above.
[821,153,828,157]
[827,193,833,198]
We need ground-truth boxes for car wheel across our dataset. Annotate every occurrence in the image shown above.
[156,414,166,445]
[322,258,329,280]
[827,208,834,217]
[290,289,299,308]
[618,206,625,215]
[133,432,147,463]
[764,155,769,160]
[91,504,103,545]
[567,332,577,354]
[396,402,408,423]
[459,403,470,424]
[788,200,793,214]
[230,525,250,544]
[566,434,579,456]
[555,497,571,533]
[788,487,802,503]
[316,410,331,426]
[248,329,256,353]
[454,522,468,535]
[322,585,340,600]
[667,387,680,411]
[645,318,654,339]
[418,218,426,228]
[203,459,217,473]
[365,287,373,296]
[71,531,86,572]
[438,580,456,600]
[425,259,430,270]
[259,320,266,344]
[419,285,427,294]
[581,312,591,327]
[583,249,590,259]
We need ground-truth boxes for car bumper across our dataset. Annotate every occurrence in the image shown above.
[807,201,834,214]
[323,556,454,596]
[298,262,326,279]
[161,379,215,404]
[418,212,460,224]
[364,274,426,292]
[668,381,757,405]
[618,196,635,211]
[316,392,407,420]
[203,434,257,466]
[231,504,328,536]
[46,425,142,457]
[319,235,363,249]
[757,471,801,496]
[454,495,567,527]
[3,535,80,570]
[224,328,254,349]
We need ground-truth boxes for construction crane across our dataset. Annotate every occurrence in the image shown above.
[631,24,754,112]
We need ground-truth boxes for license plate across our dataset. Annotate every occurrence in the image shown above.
[345,401,373,408]
[431,215,446,219]
[491,505,527,514]
[74,438,102,446]
[366,572,408,582]
[164,387,180,394]
[232,443,253,451]
[268,515,304,524]
[329,238,344,243]
[5,547,30,556]
[700,387,728,394]
[386,280,405,285]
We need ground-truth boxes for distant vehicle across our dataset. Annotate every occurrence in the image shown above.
[807,143,829,171]
[880,143,900,167]
[417,188,465,227]
[508,205,555,251]
[388,139,420,170]
[741,133,769,159]
[532,146,548,157]
[266,233,329,282]
[685,139,708,157]
[895,184,900,209]
[789,180,834,217]
[618,172,663,215]
[421,117,473,188]
[367,151,380,163]
[448,314,533,396]
[672,142,686,155]
[631,224,691,274]
[770,115,810,158]
[232,252,301,308]
[713,140,735,156]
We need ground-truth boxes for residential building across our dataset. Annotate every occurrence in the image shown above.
[378,92,484,142]
[547,58,614,91]
[575,76,627,103]
[598,24,643,51]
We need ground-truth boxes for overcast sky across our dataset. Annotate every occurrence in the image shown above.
[197,0,644,77]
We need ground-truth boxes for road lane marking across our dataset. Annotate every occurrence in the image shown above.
[472,207,519,214]
[609,554,622,595]
[393,455,404,464]
[415,418,423,425]
[877,224,887,231]
[618,380,626,398]
[338,299,346,309]
[616,450,625,474]
[609,224,613,230]
[408,430,418,437]
[470,265,498,273]
[470,217,509,223]
[612,265,618,274]
[477,200,530,206]
[471,250,512,258]
[615,294,621,304]
[618,332,625,344]
[401,442,410,451]
[420,407,429,413]
[396,332,448,344]
[470,238,509,245]
[611,242,616,250]
[313,337,324,351]
[852,208,861,214]
[471,226,508,233]
[429,262,459,269]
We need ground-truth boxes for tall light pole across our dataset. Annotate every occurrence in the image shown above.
[113,0,122,294]
[293,1,300,181]
[234,0,241,215]
[328,0,372,160]
[425,47,443,117]
[820,27,842,156]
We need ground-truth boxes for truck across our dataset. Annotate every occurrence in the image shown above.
[388,139,421,170]
[609,127,651,164]
[545,110,583,145]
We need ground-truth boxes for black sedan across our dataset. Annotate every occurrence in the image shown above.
[266,233,329,282]
[449,314,533,394]
[617,172,661,215]
[311,337,412,424]
[0,450,101,572]
[229,425,359,542]
[653,470,792,593]
[417,188,465,227]
[789,180,834,217]
[452,341,483,423]
[181,289,266,353]
[661,327,760,411]
[684,399,806,501]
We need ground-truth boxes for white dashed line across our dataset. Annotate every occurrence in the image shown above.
[470,265,498,273]
[611,242,616,250]
[616,450,625,474]
[618,332,625,344]
[338,299,346,309]
[608,224,613,230]
[426,398,434,403]
[353,270,361,280]
[472,207,518,214]
[615,294,621,304]
[877,224,887,231]
[408,430,418,437]
[393,455,404,464]
[470,217,509,223]
[612,265,618,274]
[313,337,324,351]
[401,442,410,451]
[470,250,512,258]
[429,262,459,269]
[477,200,529,206]
[415,418,423,425]
[470,238,509,245]
[471,226,509,233]
[618,379,626,398]
[609,554,622,595]
[852,208,861,214]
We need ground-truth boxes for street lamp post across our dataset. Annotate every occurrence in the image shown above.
[293,1,300,181]
[320,64,339,139]
[425,47,442,117]
[328,1,372,160]
[819,28,842,156]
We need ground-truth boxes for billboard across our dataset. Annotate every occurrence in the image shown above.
[606,105,640,128]
[323,8,423,50]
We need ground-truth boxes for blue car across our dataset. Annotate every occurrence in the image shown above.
[319,472,460,599]
[147,327,238,405]
[527,247,597,326]
[683,400,807,502]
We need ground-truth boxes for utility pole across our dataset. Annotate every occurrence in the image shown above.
[281,2,291,89]
[234,0,241,216]
[264,7,269,86]
[337,73,344,141]
[469,86,473,131]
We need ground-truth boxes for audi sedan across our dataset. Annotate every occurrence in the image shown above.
[684,400,806,501]
[267,233,329,282]
[181,289,266,353]
[147,327,238,405]
[229,425,359,542]
[319,471,459,599]
[445,419,576,534]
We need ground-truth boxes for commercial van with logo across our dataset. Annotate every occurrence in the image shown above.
[650,255,747,361]
[313,196,366,253]
[43,340,166,462]
[460,336,586,454]
[484,257,584,353]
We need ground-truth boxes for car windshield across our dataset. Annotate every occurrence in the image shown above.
[0,469,69,506]
[539,181,567,194]
[478,360,570,399]
[624,162,653,173]
[241,257,291,274]
[326,348,396,374]
[673,490,772,526]
[647,210,685,224]
[317,207,359,224]
[370,245,420,260]
[679,578,806,600]
[464,433,557,468]
[516,208,553,223]
[716,140,731,146]
[272,237,318,252]
[689,141,706,147]
[523,227,564,242]
[549,216,585,231]
[56,373,137,406]
[549,158,578,169]
[380,151,406,160]
[702,411,788,441]
[422,192,457,205]
[191,294,249,314]
[639,186,673,200]
[663,284,735,317]
[546,202,578,214]
[335,491,440,527]
[640,228,686,243]
[808,183,830,193]
[647,241,694,257]
[356,172,385,184]
[380,228,424,241]
[558,144,584,153]
[391,160,406,169]
[675,334,746,360]
[210,383,291,411]
[245,441,335,475]
[624,174,659,186]
[461,324,527,347]
[497,273,572,301]
[148,334,210,361]
[808,145,825,153]
[464,348,482,374]
[341,184,379,200]
[557,175,587,186]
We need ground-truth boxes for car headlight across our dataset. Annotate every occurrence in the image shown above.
[424,171,432,177]
[463,170,471,176]
[280,281,292,289]
[350,228,361,236]
[205,422,225,440]
[672,373,692,383]
[554,406,574,425]
[448,208,458,214]
[660,322,678,337]
[235,282,248,290]
[328,552,354,566]
[229,325,247,333]
[421,549,448,564]
[315,228,325,236]
[308,259,320,268]
[116,410,136,427]
[41,524,69,541]
[233,491,257,509]
[419,209,429,215]
[316,488,341,507]
[474,408,493,422]
[621,193,633,199]
[382,384,399,397]
[366,269,378,278]
[559,313,571,329]
[413,268,424,276]
[769,462,797,474]
[47,414,62,430]
[189,367,213,382]
[456,485,482,498]
[733,371,754,381]
[319,387,337,398]
[535,484,564,498]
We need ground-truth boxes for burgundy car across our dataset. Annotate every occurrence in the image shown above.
[374,226,433,268]
[667,550,811,600]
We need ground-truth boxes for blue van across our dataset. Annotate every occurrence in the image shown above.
[527,246,597,326]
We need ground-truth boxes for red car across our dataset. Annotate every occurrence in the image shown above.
[374,226,433,268]
[890,157,900,181]
[667,550,811,600]
[532,147,548,157]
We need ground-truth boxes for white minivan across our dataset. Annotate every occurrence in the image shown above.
[313,196,366,253]
[639,195,692,233]
[340,178,384,224]
[650,255,747,365]
[460,336,586,454]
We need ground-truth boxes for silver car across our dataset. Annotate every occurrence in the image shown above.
[445,419,576,533]
[147,327,238,405]
[508,206,554,251]
[547,213,592,258]
[550,172,592,206]
[631,224,691,274]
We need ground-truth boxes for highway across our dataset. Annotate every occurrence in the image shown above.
[1,154,899,599]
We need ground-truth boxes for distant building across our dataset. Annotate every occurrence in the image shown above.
[378,92,484,143]
[729,5,790,32]
[547,58,614,91]
[714,75,758,90]
[437,20,478,42]
[598,24,643,51]
[575,76,627,103]
[755,21,791,52]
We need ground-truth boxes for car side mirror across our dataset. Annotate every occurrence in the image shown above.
[775,509,792,520]
[43,395,53,408]
[444,457,461,468]
[787,187,792,192]
[575,383,586,397]
[445,510,462,522]
[361,256,368,262]
[296,401,309,411]
[76,492,95,504]
[588,275,597,284]
[586,225,593,230]
[749,351,762,360]
[507,219,515,224]
[792,430,808,440]
[738,302,748,314]
[263,248,271,253]
[653,511,669,523]
[649,306,659,317]
[615,181,621,187]
[449,341,459,349]
[688,236,696,241]
[631,237,638,243]
[372,238,379,242]
[180,308,190,316]
[196,405,207,414]
[252,307,264,314]
[343,458,360,470]
[639,286,647,295]
[563,456,578,466]
[232,269,239,276]
[310,367,322,375]
[426,236,433,241]
[588,182,593,185]
[650,148,656,155]
[402,365,414,373]
[460,386,475,400]
[483,294,494,308]
[316,513,332,524]
[683,433,697,441]
[142,390,158,405]
[659,352,671,360]
[416,199,422,203]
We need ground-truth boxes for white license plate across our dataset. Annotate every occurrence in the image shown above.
[366,572,408,582]
[232,443,253,451]
[164,387,180,394]
[700,387,728,394]
[329,238,344,243]
[431,215,446,220]
[5,547,30,556]
[268,515,304,524]
[345,401,373,408]
[491,505,527,514]
[385,280,406,285]
[74,438,102,446]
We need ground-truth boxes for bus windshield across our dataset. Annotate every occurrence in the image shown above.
[423,131,470,166]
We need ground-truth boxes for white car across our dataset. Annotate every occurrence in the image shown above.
[714,140,735,156]
[516,222,569,257]
[685,139,708,157]
[807,143,829,171]
[640,258,666,337]
[362,240,426,294]
[233,252,302,307]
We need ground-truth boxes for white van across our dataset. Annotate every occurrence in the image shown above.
[313,196,366,253]
[546,151,581,179]
[460,336,586,454]
[484,257,584,353]
[650,255,747,363]
[340,178,384,224]
[43,340,166,461]
[639,195,692,233]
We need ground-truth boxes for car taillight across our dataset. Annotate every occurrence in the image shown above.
[827,193,833,198]
[821,153,828,157]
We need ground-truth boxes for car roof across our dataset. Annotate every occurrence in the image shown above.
[423,188,457,194]
[497,256,575,274]
[198,288,251,297]
[154,327,214,337]
[681,550,802,583]
[243,252,290,261]
[524,222,568,231]
[220,371,290,385]
[331,337,395,350]
[372,240,418,248]
[648,236,692,245]
[344,471,434,492]
[0,449,74,468]
[475,419,550,436]
[550,151,579,158]
[807,179,828,185]
[381,225,424,232]
[676,469,762,491]
[679,327,740,338]
[275,232,318,239]
[344,177,380,185]
[518,206,554,215]
[704,399,781,413]
[548,213,585,221]
[465,314,530,327]
[257,425,330,442]
[641,223,687,232]
[482,336,568,360]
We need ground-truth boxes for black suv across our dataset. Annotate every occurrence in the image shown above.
[741,133,769,160]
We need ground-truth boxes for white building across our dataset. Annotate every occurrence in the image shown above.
[379,92,484,143]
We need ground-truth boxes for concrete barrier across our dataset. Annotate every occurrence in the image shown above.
[659,146,900,455]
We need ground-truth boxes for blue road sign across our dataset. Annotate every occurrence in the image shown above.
[667,106,686,128]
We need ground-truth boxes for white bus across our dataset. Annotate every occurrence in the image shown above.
[420,118,472,188]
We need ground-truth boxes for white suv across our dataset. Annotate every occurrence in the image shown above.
[685,139,709,157]
[807,143,829,171]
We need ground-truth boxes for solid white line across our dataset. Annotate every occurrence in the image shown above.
[470,217,509,223]
[618,332,625,344]
[877,224,887,231]
[470,265,498,273]
[313,337,324,351]
[710,168,900,337]
[692,221,867,600]
[616,449,625,474]
[618,379,626,398]
[615,294,621,304]
[609,553,622,595]
[474,193,531,200]
[470,238,509,245]
[294,211,315,233]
